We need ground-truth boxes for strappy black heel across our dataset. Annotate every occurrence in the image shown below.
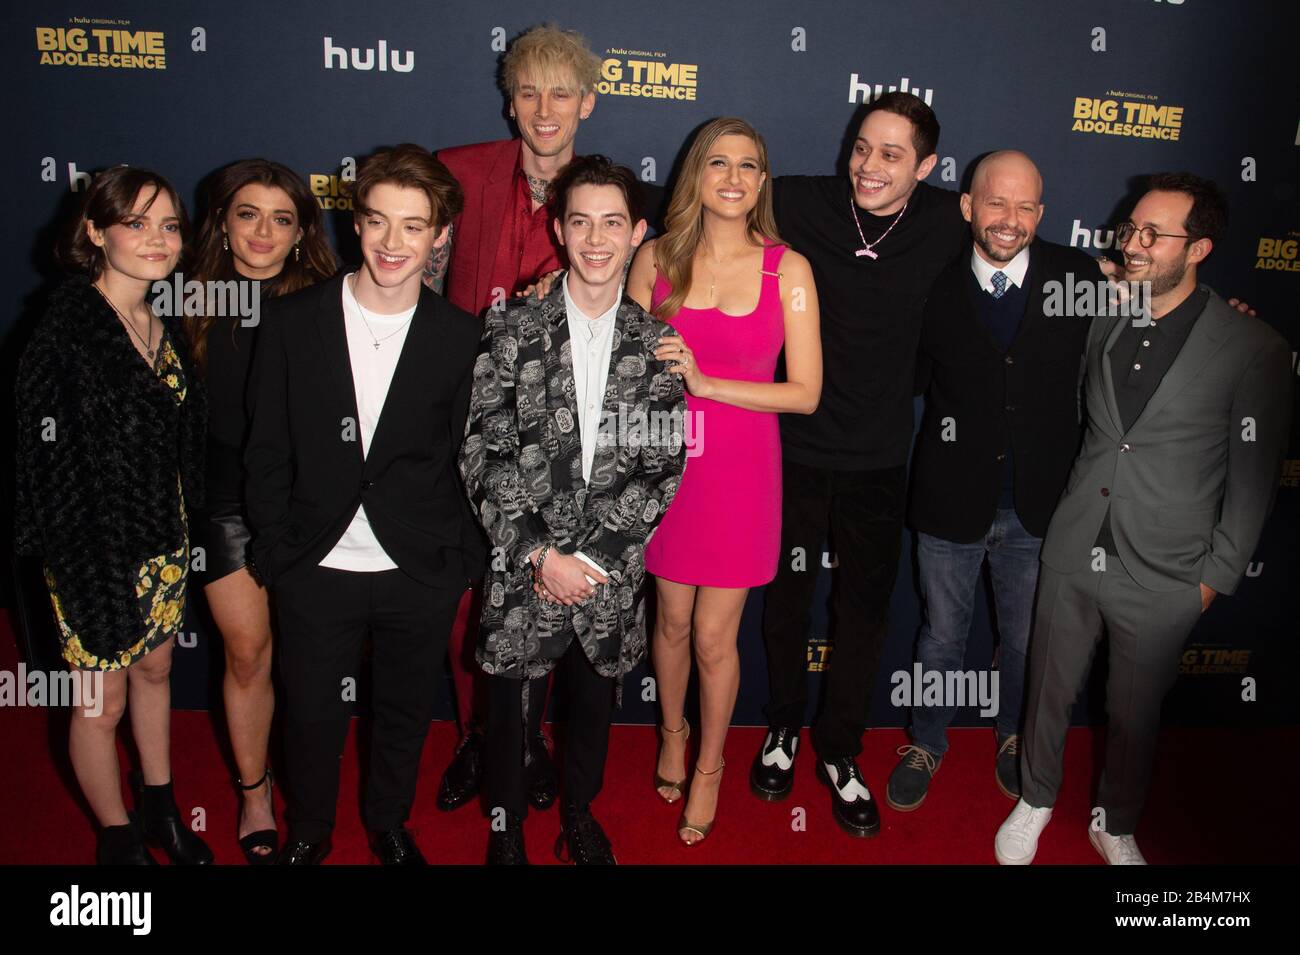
[237,768,279,865]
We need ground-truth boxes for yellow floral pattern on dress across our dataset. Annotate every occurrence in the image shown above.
[45,330,190,671]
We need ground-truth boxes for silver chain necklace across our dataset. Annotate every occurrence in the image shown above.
[94,283,157,360]
[850,196,908,260]
[350,275,413,350]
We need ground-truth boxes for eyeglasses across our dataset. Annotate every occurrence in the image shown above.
[1115,222,1191,248]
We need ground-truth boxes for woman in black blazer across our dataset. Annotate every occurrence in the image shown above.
[183,159,337,864]
[14,165,212,865]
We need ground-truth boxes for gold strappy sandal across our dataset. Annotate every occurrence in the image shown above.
[654,719,690,803]
[678,758,725,846]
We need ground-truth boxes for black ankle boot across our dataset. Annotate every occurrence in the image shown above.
[96,812,159,865]
[132,772,214,865]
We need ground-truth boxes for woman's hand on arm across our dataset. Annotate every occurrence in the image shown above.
[658,250,821,414]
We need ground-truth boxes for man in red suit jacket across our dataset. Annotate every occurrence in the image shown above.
[424,23,602,815]
[424,25,597,313]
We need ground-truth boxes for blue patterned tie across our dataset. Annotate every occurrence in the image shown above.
[990,271,1008,299]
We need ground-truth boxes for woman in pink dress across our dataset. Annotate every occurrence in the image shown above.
[627,117,822,845]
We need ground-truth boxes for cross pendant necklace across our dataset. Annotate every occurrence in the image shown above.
[352,276,413,349]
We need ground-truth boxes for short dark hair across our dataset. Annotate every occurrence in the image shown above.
[351,144,463,230]
[57,165,189,277]
[1145,171,1228,245]
[863,91,940,160]
[550,155,645,225]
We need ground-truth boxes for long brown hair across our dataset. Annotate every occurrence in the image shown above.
[186,159,338,371]
[653,117,782,320]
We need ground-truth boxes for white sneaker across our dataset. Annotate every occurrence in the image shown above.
[1089,826,1147,865]
[994,799,1053,865]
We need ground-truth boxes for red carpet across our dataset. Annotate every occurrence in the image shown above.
[3,621,1295,865]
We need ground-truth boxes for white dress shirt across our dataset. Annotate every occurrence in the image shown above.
[971,245,1030,295]
[319,273,415,572]
[562,275,620,483]
[558,275,620,581]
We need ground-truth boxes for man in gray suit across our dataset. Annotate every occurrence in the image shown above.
[994,172,1293,865]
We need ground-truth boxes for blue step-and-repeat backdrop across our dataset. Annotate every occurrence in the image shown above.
[5,1,1298,728]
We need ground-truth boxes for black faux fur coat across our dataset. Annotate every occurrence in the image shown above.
[13,275,206,661]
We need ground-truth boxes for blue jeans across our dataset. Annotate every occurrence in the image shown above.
[911,509,1041,756]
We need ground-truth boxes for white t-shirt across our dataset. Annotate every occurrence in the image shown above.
[318,273,416,572]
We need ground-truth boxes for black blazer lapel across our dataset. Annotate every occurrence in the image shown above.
[1008,244,1045,352]
[365,285,438,467]
[314,275,364,467]
[955,253,1003,357]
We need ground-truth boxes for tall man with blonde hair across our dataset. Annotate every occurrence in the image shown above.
[426,23,603,815]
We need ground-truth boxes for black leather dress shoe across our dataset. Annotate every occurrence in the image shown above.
[817,757,881,838]
[750,726,800,801]
[96,812,159,865]
[555,804,616,865]
[437,728,484,812]
[528,735,558,811]
[486,813,529,865]
[370,827,427,865]
[131,773,214,865]
[277,838,332,865]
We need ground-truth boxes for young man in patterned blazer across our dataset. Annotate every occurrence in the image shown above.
[459,155,688,864]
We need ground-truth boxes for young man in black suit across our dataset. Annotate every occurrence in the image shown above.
[244,144,485,865]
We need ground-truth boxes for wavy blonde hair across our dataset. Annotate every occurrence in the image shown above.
[501,23,602,96]
[653,117,782,320]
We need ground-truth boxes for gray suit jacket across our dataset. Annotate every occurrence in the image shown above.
[1041,287,1292,594]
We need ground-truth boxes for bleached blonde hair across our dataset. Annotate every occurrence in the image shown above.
[501,23,602,96]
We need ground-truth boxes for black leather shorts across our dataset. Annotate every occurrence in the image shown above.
[199,501,253,583]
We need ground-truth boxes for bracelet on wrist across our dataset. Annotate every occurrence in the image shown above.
[532,543,554,580]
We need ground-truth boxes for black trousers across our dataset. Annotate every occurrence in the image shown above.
[275,564,461,844]
[760,459,906,759]
[1021,557,1203,835]
[485,639,615,818]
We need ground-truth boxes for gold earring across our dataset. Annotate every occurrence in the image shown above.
[294,243,301,262]
[222,234,229,251]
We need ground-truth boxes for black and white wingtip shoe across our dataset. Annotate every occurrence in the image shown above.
[749,726,800,802]
[817,757,881,838]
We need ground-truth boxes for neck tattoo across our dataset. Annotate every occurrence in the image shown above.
[525,172,549,206]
